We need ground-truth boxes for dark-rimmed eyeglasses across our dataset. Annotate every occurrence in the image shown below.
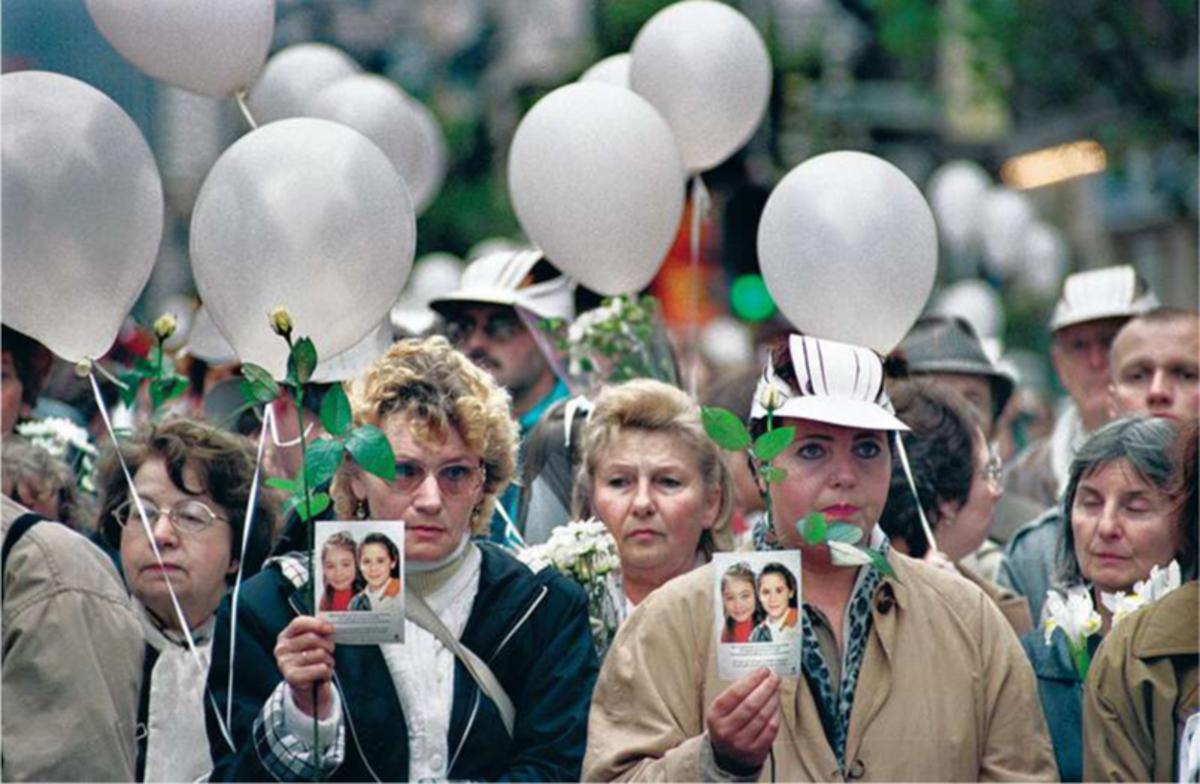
[392,460,484,496]
[113,498,227,536]
[444,313,522,346]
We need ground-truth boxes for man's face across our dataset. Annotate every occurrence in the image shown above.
[1109,317,1200,421]
[1051,317,1128,428]
[926,372,996,436]
[444,304,551,409]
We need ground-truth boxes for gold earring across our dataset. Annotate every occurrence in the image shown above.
[355,498,369,520]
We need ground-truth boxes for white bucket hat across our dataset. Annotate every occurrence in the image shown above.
[429,248,575,322]
[750,335,909,431]
[1049,265,1159,332]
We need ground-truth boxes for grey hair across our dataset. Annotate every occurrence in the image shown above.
[1057,416,1182,586]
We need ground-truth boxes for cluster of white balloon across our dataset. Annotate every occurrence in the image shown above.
[3,0,449,381]
[926,160,1070,298]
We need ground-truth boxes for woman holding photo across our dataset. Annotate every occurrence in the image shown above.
[720,562,762,643]
[749,563,799,643]
[207,337,598,781]
[347,533,401,611]
[584,335,1055,781]
[318,532,361,612]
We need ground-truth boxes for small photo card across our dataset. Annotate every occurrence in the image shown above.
[314,520,405,645]
[712,550,802,680]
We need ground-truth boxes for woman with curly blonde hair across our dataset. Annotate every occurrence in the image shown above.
[208,336,598,781]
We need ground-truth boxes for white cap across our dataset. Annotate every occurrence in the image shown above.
[1049,265,1159,332]
[429,248,575,322]
[750,335,908,432]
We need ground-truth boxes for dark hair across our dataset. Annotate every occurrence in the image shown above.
[360,532,401,579]
[1058,416,1186,586]
[721,561,764,634]
[320,531,364,608]
[759,562,798,609]
[96,417,276,583]
[878,381,983,557]
[1,325,53,408]
[1169,418,1197,574]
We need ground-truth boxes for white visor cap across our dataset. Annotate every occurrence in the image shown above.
[750,335,909,432]
[429,248,575,322]
[1049,265,1159,332]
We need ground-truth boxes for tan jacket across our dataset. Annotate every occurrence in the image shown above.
[1083,581,1199,782]
[958,562,1034,638]
[583,551,1057,782]
[2,496,143,782]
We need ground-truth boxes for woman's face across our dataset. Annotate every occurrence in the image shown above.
[592,428,720,590]
[350,415,485,563]
[359,542,395,590]
[769,419,891,559]
[1072,458,1180,593]
[759,572,793,621]
[323,547,357,592]
[938,427,1003,561]
[722,577,757,623]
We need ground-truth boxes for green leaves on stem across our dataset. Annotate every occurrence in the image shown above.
[116,331,188,414]
[800,513,895,576]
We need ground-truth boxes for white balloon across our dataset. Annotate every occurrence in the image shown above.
[86,0,274,98]
[630,0,771,172]
[700,316,754,368]
[247,43,359,125]
[981,188,1036,276]
[185,305,238,365]
[508,83,686,296]
[757,151,937,354]
[311,321,394,383]
[934,279,1005,339]
[1019,221,1069,297]
[305,75,424,202]
[190,118,415,378]
[580,53,631,88]
[467,237,520,261]
[2,71,163,361]
[926,160,991,251]
[408,253,466,303]
[405,98,447,214]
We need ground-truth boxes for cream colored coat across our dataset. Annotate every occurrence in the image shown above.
[583,551,1057,782]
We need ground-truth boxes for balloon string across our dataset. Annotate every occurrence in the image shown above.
[515,305,581,397]
[88,370,236,751]
[266,403,314,448]
[225,404,273,739]
[687,175,710,397]
[87,359,131,390]
[893,431,938,554]
[235,90,258,130]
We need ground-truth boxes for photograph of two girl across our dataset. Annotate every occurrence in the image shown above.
[314,521,405,644]
[713,551,803,679]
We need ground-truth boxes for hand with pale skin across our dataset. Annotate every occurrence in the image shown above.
[274,616,336,718]
[706,667,781,772]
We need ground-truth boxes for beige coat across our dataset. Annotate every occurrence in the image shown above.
[583,551,1057,782]
[1083,581,1199,782]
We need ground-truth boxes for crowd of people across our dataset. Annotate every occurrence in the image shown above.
[1,255,1197,782]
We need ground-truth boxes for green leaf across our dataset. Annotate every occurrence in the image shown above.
[828,540,874,567]
[148,378,177,411]
[752,426,796,462]
[797,512,827,546]
[759,465,787,484]
[264,477,298,493]
[319,383,352,436]
[346,425,396,482]
[701,406,752,451]
[117,371,142,408]
[134,356,156,375]
[826,522,864,545]
[288,337,318,385]
[304,437,345,489]
[162,375,188,402]
[288,491,331,522]
[240,363,278,404]
[867,548,895,577]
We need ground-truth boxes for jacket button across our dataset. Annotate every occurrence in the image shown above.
[847,758,866,779]
[874,588,895,614]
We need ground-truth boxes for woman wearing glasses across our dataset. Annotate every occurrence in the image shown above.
[96,418,276,782]
[207,336,597,781]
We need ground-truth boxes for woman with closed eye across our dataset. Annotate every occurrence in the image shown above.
[206,336,597,782]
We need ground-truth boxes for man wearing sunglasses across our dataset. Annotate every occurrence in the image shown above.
[431,249,574,542]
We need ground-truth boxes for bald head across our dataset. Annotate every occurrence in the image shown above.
[1109,308,1200,421]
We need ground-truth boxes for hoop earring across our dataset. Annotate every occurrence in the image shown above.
[355,498,369,520]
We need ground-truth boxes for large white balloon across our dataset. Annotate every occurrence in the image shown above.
[86,0,274,98]
[757,151,937,354]
[2,71,163,361]
[247,43,359,125]
[934,279,1005,339]
[406,99,448,214]
[190,118,415,378]
[305,75,424,202]
[184,305,238,365]
[630,0,771,173]
[580,53,631,88]
[981,187,1036,276]
[311,321,394,383]
[1018,221,1069,297]
[926,160,991,251]
[508,83,686,296]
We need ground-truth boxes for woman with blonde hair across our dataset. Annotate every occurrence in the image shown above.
[207,336,597,781]
[573,378,735,608]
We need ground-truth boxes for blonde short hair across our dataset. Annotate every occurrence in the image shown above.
[572,379,734,555]
[332,336,518,535]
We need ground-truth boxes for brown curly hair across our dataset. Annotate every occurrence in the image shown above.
[332,336,517,535]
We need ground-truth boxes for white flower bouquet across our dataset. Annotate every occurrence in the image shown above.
[554,294,677,386]
[1042,585,1102,680]
[15,416,98,493]
[1100,560,1183,627]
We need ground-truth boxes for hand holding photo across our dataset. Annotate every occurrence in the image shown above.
[713,550,801,679]
[314,520,406,644]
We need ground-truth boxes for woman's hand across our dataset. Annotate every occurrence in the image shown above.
[705,667,781,772]
[275,616,336,719]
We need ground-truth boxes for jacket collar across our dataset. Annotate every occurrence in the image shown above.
[1133,582,1199,658]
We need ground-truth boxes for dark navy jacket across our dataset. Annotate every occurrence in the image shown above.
[205,542,598,781]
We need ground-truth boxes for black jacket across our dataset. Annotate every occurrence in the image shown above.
[205,542,598,781]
